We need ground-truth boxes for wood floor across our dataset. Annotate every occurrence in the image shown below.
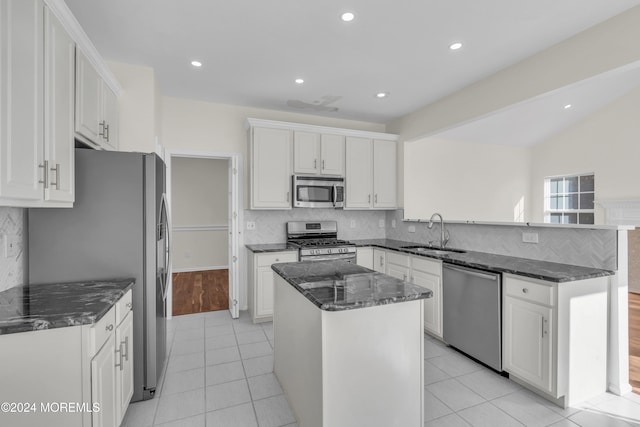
[630,292,640,393]
[172,269,229,316]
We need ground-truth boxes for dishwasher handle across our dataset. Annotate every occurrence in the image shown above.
[443,264,499,281]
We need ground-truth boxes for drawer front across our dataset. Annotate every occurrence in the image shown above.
[116,289,133,325]
[386,250,410,267]
[257,251,298,267]
[412,257,441,276]
[90,306,116,356]
[505,275,554,306]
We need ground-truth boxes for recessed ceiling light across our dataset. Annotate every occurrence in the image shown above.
[295,78,304,84]
[564,104,572,109]
[191,60,202,67]
[449,42,463,51]
[341,12,355,22]
[375,92,389,99]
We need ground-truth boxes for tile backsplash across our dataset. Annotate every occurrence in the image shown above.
[243,208,386,244]
[385,210,617,271]
[0,207,26,292]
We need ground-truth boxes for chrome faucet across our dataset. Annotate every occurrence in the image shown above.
[427,213,449,248]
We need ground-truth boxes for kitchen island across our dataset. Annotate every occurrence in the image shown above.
[271,260,433,427]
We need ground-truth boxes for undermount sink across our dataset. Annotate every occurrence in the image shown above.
[400,246,466,255]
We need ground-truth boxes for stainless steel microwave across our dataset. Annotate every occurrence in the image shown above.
[292,175,345,208]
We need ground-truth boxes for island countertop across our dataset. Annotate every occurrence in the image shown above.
[271,260,433,311]
[0,279,135,335]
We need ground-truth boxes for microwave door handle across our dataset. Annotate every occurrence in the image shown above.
[332,184,337,207]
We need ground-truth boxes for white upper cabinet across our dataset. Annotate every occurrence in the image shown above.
[373,139,397,208]
[75,49,118,150]
[250,127,293,209]
[44,6,75,203]
[0,0,75,207]
[293,131,319,174]
[293,131,344,176]
[247,118,397,210]
[0,0,45,203]
[345,137,397,209]
[345,137,373,209]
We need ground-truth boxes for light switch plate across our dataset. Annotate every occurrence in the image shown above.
[246,221,256,230]
[350,220,356,228]
[522,232,539,243]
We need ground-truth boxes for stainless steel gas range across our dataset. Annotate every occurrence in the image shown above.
[286,221,356,262]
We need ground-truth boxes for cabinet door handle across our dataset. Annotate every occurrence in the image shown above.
[123,336,129,362]
[314,159,317,169]
[375,194,378,204]
[322,160,325,170]
[99,120,106,138]
[115,346,122,369]
[522,288,529,294]
[39,160,49,189]
[368,194,371,204]
[50,163,60,190]
[105,324,114,332]
[379,256,384,267]
[126,302,132,309]
[104,124,110,142]
[286,191,290,203]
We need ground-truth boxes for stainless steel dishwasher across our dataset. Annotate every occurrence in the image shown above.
[442,263,502,371]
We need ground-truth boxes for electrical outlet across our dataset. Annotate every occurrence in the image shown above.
[378,219,385,228]
[350,219,356,228]
[246,221,256,230]
[391,219,396,228]
[4,236,21,258]
[408,225,416,233]
[522,232,539,243]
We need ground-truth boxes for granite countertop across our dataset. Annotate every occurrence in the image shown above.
[245,243,297,253]
[272,260,433,311]
[0,279,135,335]
[350,239,614,283]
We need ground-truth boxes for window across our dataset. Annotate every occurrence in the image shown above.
[544,174,594,225]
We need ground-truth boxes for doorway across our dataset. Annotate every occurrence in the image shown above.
[165,151,242,319]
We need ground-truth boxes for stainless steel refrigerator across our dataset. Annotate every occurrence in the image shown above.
[28,148,169,402]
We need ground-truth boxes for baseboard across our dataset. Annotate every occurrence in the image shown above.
[608,382,633,396]
[172,266,229,273]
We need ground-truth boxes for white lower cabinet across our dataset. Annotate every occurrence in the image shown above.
[0,289,133,427]
[248,250,298,322]
[382,249,443,337]
[356,247,374,269]
[502,274,608,406]
[411,256,443,338]
[91,332,117,427]
[372,248,386,273]
[115,309,134,424]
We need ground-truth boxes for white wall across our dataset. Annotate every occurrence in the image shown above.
[171,157,229,271]
[107,61,157,153]
[389,5,640,207]
[530,87,640,224]
[404,137,531,222]
[160,96,386,207]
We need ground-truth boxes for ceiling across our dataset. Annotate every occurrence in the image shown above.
[435,61,640,147]
[64,0,640,125]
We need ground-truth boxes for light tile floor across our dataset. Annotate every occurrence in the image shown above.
[122,310,640,427]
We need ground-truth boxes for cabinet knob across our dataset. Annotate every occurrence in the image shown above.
[522,288,529,294]
[126,302,132,309]
[275,258,280,262]
[106,324,114,332]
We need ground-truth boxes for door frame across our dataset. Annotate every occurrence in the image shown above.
[165,149,243,319]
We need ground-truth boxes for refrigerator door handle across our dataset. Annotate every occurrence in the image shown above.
[159,193,172,302]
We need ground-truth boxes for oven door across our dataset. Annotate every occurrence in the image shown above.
[300,253,356,263]
[293,175,344,208]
